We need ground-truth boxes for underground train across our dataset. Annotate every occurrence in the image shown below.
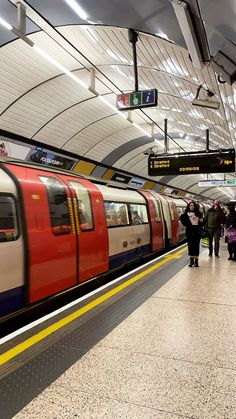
[0,160,209,319]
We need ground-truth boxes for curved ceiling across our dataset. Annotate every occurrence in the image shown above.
[0,0,235,202]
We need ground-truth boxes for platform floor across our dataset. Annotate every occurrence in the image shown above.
[8,245,236,418]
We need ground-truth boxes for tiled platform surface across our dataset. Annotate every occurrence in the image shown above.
[14,246,236,419]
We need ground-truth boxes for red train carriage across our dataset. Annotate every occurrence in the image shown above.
[0,160,184,319]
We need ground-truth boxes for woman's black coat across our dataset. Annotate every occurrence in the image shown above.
[180,211,205,238]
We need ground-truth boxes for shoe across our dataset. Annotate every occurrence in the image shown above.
[188,257,194,267]
[215,254,220,258]
[194,259,199,267]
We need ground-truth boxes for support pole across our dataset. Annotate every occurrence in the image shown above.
[128,29,139,91]
[206,129,209,152]
[164,118,168,153]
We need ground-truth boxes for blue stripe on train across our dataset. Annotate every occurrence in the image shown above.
[109,244,151,269]
[0,286,24,317]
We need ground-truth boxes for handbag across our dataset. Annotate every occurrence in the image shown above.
[226,227,236,244]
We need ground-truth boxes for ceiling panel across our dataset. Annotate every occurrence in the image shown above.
[0,12,235,201]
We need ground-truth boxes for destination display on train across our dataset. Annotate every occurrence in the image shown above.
[148,149,235,176]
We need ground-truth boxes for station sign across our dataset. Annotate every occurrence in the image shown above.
[148,149,235,176]
[117,89,158,111]
[198,179,236,187]
[110,171,145,187]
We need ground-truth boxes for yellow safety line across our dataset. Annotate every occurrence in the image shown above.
[0,245,187,366]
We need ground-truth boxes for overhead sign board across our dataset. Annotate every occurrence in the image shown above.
[148,149,235,176]
[117,89,157,111]
[198,179,236,187]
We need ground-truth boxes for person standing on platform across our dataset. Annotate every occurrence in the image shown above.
[225,205,236,261]
[180,201,205,267]
[205,200,224,257]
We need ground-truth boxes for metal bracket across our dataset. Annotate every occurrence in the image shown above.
[16,2,26,35]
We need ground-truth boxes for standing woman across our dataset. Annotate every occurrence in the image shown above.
[225,205,236,261]
[180,201,205,267]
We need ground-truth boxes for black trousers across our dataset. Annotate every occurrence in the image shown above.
[187,234,201,257]
[228,242,236,260]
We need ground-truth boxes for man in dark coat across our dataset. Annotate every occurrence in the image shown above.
[205,200,224,257]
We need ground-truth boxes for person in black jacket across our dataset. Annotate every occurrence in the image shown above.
[180,201,205,267]
[225,205,236,261]
[205,200,224,257]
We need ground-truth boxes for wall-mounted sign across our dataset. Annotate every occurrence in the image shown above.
[0,138,31,160]
[198,179,236,187]
[128,177,145,187]
[27,147,75,170]
[117,89,157,111]
[148,149,235,176]
[110,172,132,183]
[110,172,145,187]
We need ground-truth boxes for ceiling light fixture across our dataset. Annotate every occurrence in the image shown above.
[0,17,12,30]
[64,0,88,20]
[133,122,152,137]
[172,0,203,69]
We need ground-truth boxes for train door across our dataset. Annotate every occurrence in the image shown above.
[61,177,109,282]
[139,190,163,251]
[174,198,186,242]
[164,196,179,245]
[0,168,24,316]
[6,164,77,303]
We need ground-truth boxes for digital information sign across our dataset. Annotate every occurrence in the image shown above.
[117,89,157,111]
[148,149,235,176]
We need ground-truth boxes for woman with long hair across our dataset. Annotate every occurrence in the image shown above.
[180,201,205,267]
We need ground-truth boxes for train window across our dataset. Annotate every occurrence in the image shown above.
[104,202,129,227]
[0,195,18,242]
[176,206,183,219]
[169,204,175,221]
[153,200,161,222]
[69,181,93,231]
[39,176,71,235]
[130,204,148,225]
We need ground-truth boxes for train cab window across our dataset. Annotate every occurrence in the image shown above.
[153,200,161,222]
[104,202,129,227]
[130,204,148,225]
[0,195,18,242]
[69,181,93,231]
[39,176,71,235]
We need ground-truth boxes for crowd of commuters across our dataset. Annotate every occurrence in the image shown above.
[180,199,236,267]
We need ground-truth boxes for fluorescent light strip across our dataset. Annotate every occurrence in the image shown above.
[64,0,88,20]
[98,95,127,119]
[33,45,89,89]
[133,122,152,137]
[0,17,12,30]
